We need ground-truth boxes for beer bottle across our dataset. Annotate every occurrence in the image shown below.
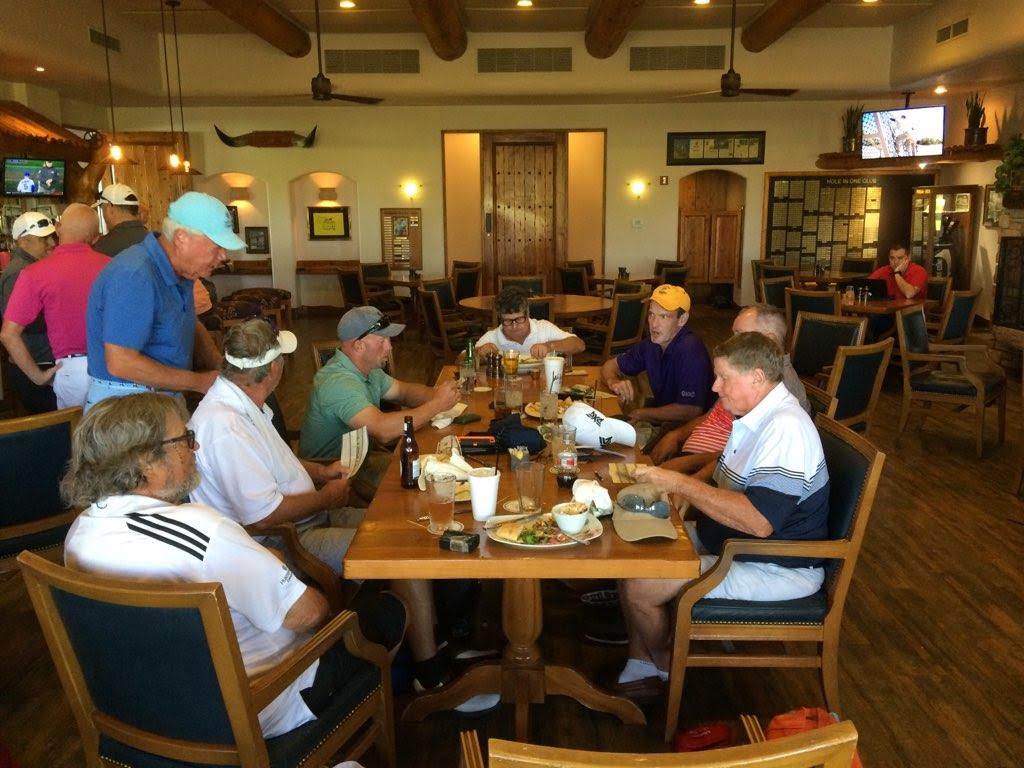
[400,416,420,488]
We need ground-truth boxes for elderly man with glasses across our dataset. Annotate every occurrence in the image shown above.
[474,285,584,359]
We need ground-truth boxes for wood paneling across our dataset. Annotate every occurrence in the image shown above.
[111,132,192,228]
[709,211,741,283]
[678,171,745,287]
[678,213,710,284]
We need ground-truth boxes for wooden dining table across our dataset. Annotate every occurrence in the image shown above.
[841,296,924,316]
[796,270,868,287]
[590,274,660,286]
[343,366,699,740]
[459,294,613,320]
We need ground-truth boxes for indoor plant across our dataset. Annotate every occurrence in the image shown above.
[841,104,864,153]
[964,92,988,146]
[994,133,1024,208]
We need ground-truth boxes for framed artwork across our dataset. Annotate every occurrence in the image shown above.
[244,226,270,254]
[226,205,240,233]
[667,130,766,165]
[380,207,423,269]
[953,192,972,212]
[983,185,1004,228]
[308,206,350,240]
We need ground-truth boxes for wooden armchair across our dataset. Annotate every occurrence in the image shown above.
[460,721,858,767]
[661,265,689,288]
[790,312,866,380]
[822,337,894,433]
[337,267,404,324]
[452,266,483,302]
[665,416,884,741]
[18,551,396,768]
[1,407,82,572]
[840,256,875,274]
[558,265,590,295]
[895,304,1006,457]
[419,288,474,382]
[785,288,841,339]
[759,275,795,309]
[575,289,650,363]
[928,287,980,344]
[750,259,773,301]
[498,275,547,295]
[803,381,838,420]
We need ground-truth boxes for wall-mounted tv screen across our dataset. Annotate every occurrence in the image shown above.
[861,106,945,160]
[2,158,66,196]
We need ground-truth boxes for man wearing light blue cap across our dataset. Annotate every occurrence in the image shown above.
[84,191,244,410]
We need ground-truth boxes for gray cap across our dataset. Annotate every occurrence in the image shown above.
[337,306,405,341]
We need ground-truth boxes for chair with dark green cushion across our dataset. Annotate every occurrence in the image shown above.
[419,288,473,381]
[760,276,795,309]
[0,408,81,572]
[929,287,980,344]
[654,259,679,277]
[785,288,842,338]
[557,266,589,296]
[661,266,689,288]
[17,551,396,768]
[452,267,482,302]
[613,279,644,296]
[575,290,649,362]
[360,262,390,281]
[841,257,875,274]
[420,277,460,314]
[498,275,546,296]
[824,338,894,433]
[338,267,404,324]
[895,304,1006,458]
[790,312,867,380]
[750,259,773,301]
[664,416,885,740]
[763,264,798,281]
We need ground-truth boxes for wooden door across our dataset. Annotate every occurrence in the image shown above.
[709,210,742,283]
[481,132,567,294]
[678,213,709,284]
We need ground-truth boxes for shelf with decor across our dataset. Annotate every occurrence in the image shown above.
[816,144,1003,171]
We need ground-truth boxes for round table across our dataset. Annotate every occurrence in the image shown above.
[459,294,613,320]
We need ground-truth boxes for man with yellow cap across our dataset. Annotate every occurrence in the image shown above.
[600,284,712,425]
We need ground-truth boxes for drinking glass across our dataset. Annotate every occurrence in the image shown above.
[552,424,577,459]
[459,360,477,393]
[425,472,456,534]
[512,462,546,514]
[504,375,524,415]
[539,391,560,421]
[502,349,520,376]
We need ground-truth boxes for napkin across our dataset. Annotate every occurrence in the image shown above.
[572,479,613,517]
[417,453,474,490]
[431,402,468,430]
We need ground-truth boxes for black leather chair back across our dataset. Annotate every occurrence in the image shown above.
[528,298,551,321]
[926,278,950,303]
[938,291,978,342]
[899,307,930,355]
[360,263,389,280]
[502,277,544,296]
[841,257,875,274]
[453,268,481,301]
[419,290,444,339]
[613,280,644,295]
[762,279,790,309]
[791,318,863,378]
[818,424,871,583]
[611,294,645,343]
[337,270,363,307]
[661,266,689,287]
[763,265,797,280]
[654,259,678,276]
[558,267,588,295]
[0,418,72,526]
[833,347,886,422]
[422,279,457,311]
[790,293,838,320]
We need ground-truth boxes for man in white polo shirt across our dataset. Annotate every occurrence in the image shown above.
[475,285,585,359]
[611,332,829,698]
[61,393,407,739]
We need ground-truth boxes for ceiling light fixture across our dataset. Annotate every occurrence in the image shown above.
[35,66,45,72]
[516,0,534,7]
[158,0,182,171]
[693,0,711,5]
[98,0,135,166]
[934,85,947,95]
[166,0,201,175]
[339,0,355,7]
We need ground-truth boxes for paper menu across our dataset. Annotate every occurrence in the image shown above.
[339,426,369,476]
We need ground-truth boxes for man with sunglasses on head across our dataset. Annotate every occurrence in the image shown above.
[474,285,585,359]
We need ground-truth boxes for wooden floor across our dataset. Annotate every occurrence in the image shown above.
[2,306,1023,767]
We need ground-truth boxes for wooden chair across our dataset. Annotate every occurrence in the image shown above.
[566,259,597,295]
[575,289,650,363]
[527,295,551,321]
[750,259,773,301]
[613,279,645,296]
[557,265,590,295]
[763,263,798,284]
[924,276,953,317]
[337,267,405,324]
[928,287,981,344]
[654,258,680,277]
[803,382,838,420]
[823,338,894,433]
[0,407,82,573]
[419,288,474,382]
[498,275,546,295]
[452,266,482,302]
[451,259,479,270]
[661,265,689,288]
[420,276,463,316]
[841,256,876,274]
[895,304,1006,458]
[18,551,396,768]
[784,288,842,339]
[760,275,795,309]
[460,721,858,767]
[312,340,394,376]
[224,288,292,330]
[665,417,885,740]
[790,312,866,380]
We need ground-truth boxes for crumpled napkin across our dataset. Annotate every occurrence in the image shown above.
[572,478,613,516]
[431,402,468,430]
[417,453,474,490]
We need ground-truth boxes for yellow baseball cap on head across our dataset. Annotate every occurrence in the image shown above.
[651,284,691,313]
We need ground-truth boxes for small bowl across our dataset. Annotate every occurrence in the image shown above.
[552,501,589,534]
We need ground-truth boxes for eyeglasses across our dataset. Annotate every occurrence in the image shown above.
[500,315,528,328]
[160,429,197,451]
[356,316,391,340]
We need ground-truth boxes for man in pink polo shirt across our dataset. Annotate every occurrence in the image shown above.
[1,204,110,409]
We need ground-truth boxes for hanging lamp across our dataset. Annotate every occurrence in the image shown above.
[158,0,181,171]
[166,0,202,175]
[99,0,136,166]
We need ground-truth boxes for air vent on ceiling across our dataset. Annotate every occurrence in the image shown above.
[324,49,419,74]
[89,28,121,52]
[936,17,968,43]
[629,45,725,71]
[477,47,572,73]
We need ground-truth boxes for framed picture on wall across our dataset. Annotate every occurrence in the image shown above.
[226,205,240,233]
[983,185,1004,228]
[308,206,350,240]
[244,226,270,254]
[667,130,766,165]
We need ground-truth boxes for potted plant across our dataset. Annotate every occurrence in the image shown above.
[964,92,988,147]
[841,104,864,153]
[995,133,1024,208]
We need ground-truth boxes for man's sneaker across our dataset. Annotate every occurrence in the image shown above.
[412,678,502,714]
[581,589,628,645]
[440,639,501,662]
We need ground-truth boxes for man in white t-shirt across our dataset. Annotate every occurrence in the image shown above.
[61,393,407,739]
[475,285,585,358]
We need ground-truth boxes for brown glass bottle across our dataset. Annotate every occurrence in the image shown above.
[400,416,420,489]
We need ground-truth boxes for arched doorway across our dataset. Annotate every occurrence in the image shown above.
[677,170,745,291]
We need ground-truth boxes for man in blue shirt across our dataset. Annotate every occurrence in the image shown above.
[600,284,713,425]
[84,192,243,410]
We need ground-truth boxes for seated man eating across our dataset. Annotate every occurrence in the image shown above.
[612,332,829,697]
[474,285,585,359]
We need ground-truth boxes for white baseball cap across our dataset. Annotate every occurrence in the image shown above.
[563,402,637,448]
[93,183,140,208]
[11,211,57,240]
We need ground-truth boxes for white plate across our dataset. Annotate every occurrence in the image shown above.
[523,400,570,419]
[486,513,603,549]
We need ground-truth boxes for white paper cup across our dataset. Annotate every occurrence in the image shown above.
[468,467,501,522]
[543,355,565,394]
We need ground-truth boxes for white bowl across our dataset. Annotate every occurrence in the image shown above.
[552,502,588,534]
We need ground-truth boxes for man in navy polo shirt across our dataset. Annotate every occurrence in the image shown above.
[84,192,242,411]
[600,284,713,425]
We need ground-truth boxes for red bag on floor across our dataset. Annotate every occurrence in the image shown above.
[674,721,735,752]
[765,707,863,768]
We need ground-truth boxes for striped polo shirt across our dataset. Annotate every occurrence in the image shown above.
[698,382,830,567]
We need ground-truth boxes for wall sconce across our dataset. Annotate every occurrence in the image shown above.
[318,187,338,201]
[629,180,649,200]
[229,187,250,202]
[401,181,420,203]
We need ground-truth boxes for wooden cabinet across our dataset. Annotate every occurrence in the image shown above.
[678,213,709,283]
[677,170,745,286]
[910,184,980,291]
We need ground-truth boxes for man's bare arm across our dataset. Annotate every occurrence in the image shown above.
[0,320,55,386]
[105,342,217,393]
[283,586,330,632]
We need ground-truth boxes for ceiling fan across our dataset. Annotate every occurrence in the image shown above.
[675,0,797,100]
[309,0,382,105]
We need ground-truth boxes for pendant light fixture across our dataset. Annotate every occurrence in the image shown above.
[99,0,135,165]
[166,0,201,175]
[158,0,181,171]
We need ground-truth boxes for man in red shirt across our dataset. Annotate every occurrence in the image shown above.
[1,204,110,409]
[869,242,928,300]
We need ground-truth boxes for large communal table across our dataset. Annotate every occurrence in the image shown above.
[459,294,613,321]
[343,366,699,740]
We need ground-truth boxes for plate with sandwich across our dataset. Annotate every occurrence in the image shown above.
[485,510,602,549]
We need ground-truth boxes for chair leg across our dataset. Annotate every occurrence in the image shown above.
[895,394,912,446]
[975,401,985,458]
[664,632,693,742]
[376,689,397,768]
[820,632,842,716]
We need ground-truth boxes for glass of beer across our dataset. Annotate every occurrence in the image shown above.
[425,472,456,534]
[502,349,520,376]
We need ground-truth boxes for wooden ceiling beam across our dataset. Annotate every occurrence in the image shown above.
[407,0,468,61]
[200,0,311,58]
[585,0,646,59]
[741,0,828,53]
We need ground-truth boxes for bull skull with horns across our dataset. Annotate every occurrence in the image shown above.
[215,125,317,148]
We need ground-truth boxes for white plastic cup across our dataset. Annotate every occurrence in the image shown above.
[543,355,565,394]
[468,467,501,522]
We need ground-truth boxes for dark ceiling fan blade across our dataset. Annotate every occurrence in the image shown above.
[328,93,384,105]
[738,88,799,96]
[671,89,722,100]
[310,0,382,105]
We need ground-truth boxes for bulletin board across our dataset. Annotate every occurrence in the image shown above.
[380,207,422,269]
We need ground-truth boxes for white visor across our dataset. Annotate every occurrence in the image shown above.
[224,330,298,369]
[563,402,637,448]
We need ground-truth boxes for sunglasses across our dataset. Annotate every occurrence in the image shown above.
[160,429,197,451]
[357,317,391,340]
[19,217,54,234]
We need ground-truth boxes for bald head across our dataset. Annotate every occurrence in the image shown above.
[57,203,99,246]
[732,304,788,348]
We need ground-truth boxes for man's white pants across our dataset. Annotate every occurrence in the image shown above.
[54,356,89,410]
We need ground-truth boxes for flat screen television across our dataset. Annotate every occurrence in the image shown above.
[861,106,945,160]
[2,157,66,196]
